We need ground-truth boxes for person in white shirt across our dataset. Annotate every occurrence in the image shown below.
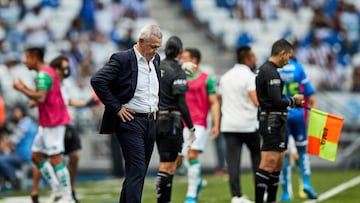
[218,45,260,203]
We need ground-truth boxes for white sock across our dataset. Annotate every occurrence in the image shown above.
[55,163,73,201]
[38,160,62,194]
[186,159,201,198]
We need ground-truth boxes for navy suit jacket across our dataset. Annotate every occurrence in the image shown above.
[90,48,161,134]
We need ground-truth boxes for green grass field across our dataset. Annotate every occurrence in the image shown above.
[1,170,359,203]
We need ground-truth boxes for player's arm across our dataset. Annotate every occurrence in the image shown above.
[68,99,87,107]
[13,79,48,103]
[307,94,317,109]
[207,76,220,139]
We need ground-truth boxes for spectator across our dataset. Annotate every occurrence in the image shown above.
[19,5,50,47]
[0,0,23,52]
[94,1,113,35]
[339,3,359,55]
[317,53,345,91]
[351,66,360,92]
[310,7,334,41]
[302,35,332,68]
[0,105,37,190]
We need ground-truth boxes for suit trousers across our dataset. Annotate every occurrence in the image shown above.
[223,131,261,197]
[115,116,156,203]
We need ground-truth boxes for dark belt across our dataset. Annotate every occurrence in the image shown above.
[135,112,156,119]
[158,110,181,115]
[260,111,288,116]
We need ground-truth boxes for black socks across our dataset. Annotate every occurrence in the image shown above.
[156,171,173,203]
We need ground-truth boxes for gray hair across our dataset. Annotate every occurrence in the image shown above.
[137,25,163,41]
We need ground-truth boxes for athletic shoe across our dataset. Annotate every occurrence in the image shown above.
[303,184,318,199]
[46,192,62,203]
[298,181,307,198]
[184,196,197,203]
[196,179,206,198]
[279,192,291,202]
[31,194,40,203]
[231,196,254,203]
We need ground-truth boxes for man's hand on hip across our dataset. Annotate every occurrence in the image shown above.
[117,106,135,122]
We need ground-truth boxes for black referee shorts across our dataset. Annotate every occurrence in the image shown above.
[156,113,183,162]
[259,113,288,152]
[64,124,81,155]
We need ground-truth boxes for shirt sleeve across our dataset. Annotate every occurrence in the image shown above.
[299,66,315,97]
[247,73,256,91]
[266,70,290,108]
[172,71,188,95]
[206,75,217,94]
[36,71,53,90]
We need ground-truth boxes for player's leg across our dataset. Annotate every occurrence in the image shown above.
[292,115,318,199]
[31,166,41,203]
[64,125,81,202]
[184,125,207,203]
[45,126,73,202]
[31,127,63,202]
[68,151,79,202]
[279,152,291,201]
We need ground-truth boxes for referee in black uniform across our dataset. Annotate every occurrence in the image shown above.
[156,36,195,203]
[255,39,304,203]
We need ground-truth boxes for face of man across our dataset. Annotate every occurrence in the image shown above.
[61,59,70,78]
[139,36,162,61]
[248,50,257,69]
[23,52,37,71]
[181,51,197,64]
[279,49,293,67]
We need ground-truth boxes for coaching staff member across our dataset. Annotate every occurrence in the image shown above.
[156,36,195,203]
[255,39,303,203]
[91,25,162,203]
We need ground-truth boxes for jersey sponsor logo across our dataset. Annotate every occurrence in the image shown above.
[173,79,187,85]
[269,79,281,85]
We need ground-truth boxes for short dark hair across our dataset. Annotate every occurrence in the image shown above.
[50,55,68,69]
[271,39,293,56]
[165,36,183,59]
[25,47,45,62]
[236,46,252,64]
[184,48,201,63]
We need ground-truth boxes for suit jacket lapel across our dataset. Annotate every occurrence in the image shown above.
[129,48,138,93]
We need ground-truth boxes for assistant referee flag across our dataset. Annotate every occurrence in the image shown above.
[307,108,344,161]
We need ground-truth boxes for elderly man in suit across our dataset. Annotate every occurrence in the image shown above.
[91,24,163,203]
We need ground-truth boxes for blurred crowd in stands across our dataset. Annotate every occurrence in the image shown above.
[180,0,360,92]
[1,0,360,135]
[0,0,149,132]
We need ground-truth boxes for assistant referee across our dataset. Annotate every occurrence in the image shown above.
[155,36,195,203]
[255,39,304,203]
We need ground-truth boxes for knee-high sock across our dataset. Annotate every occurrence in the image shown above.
[186,160,201,198]
[54,163,73,201]
[297,146,311,186]
[156,171,173,203]
[255,169,270,203]
[281,153,292,196]
[37,160,61,194]
[267,171,280,203]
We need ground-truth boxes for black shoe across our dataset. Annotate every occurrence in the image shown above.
[31,194,39,203]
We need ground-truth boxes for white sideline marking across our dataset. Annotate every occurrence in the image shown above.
[302,175,360,203]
